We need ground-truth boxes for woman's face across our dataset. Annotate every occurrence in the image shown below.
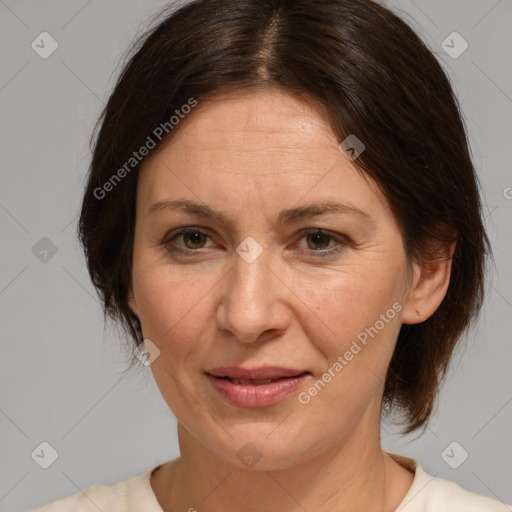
[129,89,418,470]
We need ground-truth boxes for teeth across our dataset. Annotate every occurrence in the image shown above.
[230,378,274,385]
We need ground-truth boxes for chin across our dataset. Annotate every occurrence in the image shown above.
[199,425,323,472]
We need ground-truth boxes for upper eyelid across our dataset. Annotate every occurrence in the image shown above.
[164,227,211,242]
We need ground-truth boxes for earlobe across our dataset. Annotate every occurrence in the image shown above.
[127,287,139,316]
[401,240,456,325]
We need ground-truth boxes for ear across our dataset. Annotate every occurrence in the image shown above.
[126,285,139,317]
[401,235,457,325]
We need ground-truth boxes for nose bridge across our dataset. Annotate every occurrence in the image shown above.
[218,240,287,343]
[236,248,269,295]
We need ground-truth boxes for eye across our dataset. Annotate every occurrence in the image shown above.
[293,229,348,258]
[161,227,213,255]
[160,227,348,259]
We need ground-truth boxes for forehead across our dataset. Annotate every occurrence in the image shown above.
[147,89,337,161]
[137,89,389,220]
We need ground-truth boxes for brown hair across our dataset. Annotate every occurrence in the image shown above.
[78,0,490,432]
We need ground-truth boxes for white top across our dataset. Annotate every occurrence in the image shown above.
[30,453,509,511]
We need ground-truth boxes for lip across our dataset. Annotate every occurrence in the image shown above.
[206,366,307,380]
[205,366,310,408]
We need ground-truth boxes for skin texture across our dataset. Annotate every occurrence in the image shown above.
[127,89,454,512]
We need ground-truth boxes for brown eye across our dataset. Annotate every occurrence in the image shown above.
[161,228,212,256]
[294,229,348,258]
[305,232,333,251]
[181,231,208,249]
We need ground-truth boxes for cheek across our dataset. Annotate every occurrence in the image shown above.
[133,263,218,358]
[133,268,219,416]
[293,263,405,357]
[294,272,403,426]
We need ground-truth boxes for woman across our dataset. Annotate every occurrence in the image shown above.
[31,0,508,510]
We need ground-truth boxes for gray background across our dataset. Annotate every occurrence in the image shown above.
[0,0,510,510]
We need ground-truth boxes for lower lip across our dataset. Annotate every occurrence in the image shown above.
[206,373,309,408]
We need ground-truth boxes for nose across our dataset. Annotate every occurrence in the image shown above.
[215,249,291,344]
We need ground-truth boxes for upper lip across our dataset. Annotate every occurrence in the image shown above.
[206,366,308,380]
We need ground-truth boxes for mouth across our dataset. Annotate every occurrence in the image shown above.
[205,366,310,407]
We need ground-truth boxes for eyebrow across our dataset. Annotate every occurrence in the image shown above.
[147,199,372,225]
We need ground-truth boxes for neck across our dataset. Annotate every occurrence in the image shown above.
[154,421,413,512]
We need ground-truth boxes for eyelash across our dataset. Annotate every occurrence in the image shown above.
[160,227,348,258]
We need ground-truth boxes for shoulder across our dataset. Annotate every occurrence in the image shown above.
[29,467,160,512]
[29,480,127,512]
[418,473,511,511]
[390,453,511,512]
